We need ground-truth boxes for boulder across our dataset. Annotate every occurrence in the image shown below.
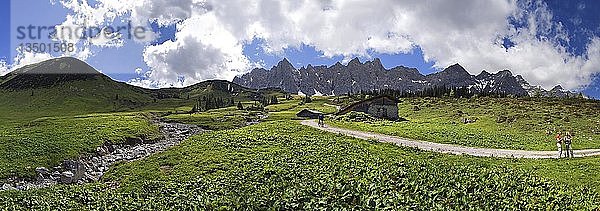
[125,137,144,145]
[62,160,85,182]
[1,184,15,191]
[100,144,116,153]
[461,117,477,124]
[96,146,108,156]
[51,171,61,180]
[60,171,75,184]
[35,167,50,175]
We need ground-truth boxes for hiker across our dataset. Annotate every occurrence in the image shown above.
[318,114,324,127]
[555,132,562,158]
[564,131,574,158]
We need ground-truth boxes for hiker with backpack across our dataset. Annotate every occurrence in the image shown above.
[318,114,325,127]
[564,131,574,158]
[555,132,563,158]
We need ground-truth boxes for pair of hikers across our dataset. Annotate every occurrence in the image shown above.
[318,114,325,127]
[555,131,574,158]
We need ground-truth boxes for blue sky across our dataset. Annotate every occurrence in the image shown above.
[1,0,600,97]
[0,0,9,61]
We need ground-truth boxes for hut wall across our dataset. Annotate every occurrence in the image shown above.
[367,104,398,120]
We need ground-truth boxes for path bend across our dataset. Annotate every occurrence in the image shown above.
[301,120,600,159]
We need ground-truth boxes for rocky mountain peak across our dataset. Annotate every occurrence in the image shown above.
[551,85,564,91]
[233,58,575,98]
[332,61,343,68]
[426,63,474,87]
[372,58,381,63]
[347,57,362,66]
[368,58,384,69]
[0,57,107,90]
[477,70,491,79]
[443,63,469,75]
[544,85,579,98]
[497,70,513,77]
[277,58,294,69]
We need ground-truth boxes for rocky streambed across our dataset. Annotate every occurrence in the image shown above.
[1,120,204,191]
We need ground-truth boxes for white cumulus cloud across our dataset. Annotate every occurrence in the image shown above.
[141,14,250,87]
[0,60,9,76]
[11,48,54,71]
[52,0,600,91]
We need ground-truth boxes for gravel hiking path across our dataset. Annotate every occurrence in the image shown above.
[301,120,600,159]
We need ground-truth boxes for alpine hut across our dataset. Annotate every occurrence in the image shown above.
[336,95,400,120]
[296,109,323,119]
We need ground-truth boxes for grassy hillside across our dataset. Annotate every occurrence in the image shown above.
[0,79,153,120]
[0,57,289,180]
[0,57,159,121]
[182,80,284,101]
[0,57,287,122]
[329,97,600,151]
[1,121,597,209]
[0,78,282,122]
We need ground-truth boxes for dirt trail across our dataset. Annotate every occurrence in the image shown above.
[301,120,600,159]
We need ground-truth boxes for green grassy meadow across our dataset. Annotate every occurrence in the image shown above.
[2,84,600,209]
[1,121,598,209]
[164,106,263,130]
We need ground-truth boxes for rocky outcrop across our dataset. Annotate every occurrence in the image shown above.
[234,58,576,98]
[473,70,529,96]
[427,63,477,88]
[516,76,579,98]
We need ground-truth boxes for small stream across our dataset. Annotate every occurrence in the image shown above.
[1,119,205,191]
